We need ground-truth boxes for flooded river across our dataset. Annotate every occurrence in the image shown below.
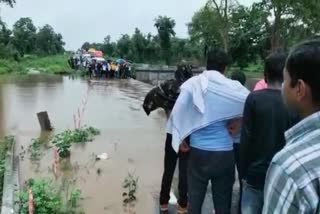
[0,74,168,213]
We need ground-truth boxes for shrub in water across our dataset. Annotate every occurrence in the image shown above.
[17,178,84,214]
[52,126,100,158]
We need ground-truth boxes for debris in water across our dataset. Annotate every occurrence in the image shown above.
[97,168,102,175]
[128,158,134,164]
[96,153,108,160]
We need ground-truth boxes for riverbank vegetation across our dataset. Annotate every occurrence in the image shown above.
[0,55,72,75]
[2,0,319,74]
[17,178,84,214]
[0,13,68,74]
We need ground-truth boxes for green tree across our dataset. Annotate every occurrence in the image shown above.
[282,0,320,49]
[229,3,269,67]
[116,34,131,58]
[0,19,20,60]
[0,19,11,46]
[12,17,37,56]
[188,5,221,56]
[144,33,161,63]
[102,35,116,57]
[103,35,111,44]
[131,28,147,62]
[188,0,238,53]
[0,0,15,7]
[81,42,90,51]
[292,0,320,34]
[35,24,65,55]
[154,16,176,65]
[261,0,290,51]
[209,0,238,51]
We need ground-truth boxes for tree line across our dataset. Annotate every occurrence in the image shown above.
[81,16,202,65]
[0,17,65,60]
[2,0,319,67]
[82,0,320,67]
[189,0,320,68]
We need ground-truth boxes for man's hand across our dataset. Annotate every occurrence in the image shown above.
[179,141,190,153]
[227,118,242,136]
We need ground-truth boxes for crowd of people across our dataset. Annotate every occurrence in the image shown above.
[143,38,320,214]
[87,59,131,79]
[68,53,132,79]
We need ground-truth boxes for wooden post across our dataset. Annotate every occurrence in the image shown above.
[37,111,53,131]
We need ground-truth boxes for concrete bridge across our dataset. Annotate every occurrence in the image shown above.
[135,66,260,90]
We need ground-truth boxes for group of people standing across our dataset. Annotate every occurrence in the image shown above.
[87,60,131,79]
[143,39,320,214]
[68,53,132,79]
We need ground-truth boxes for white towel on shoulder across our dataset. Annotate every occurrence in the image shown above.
[167,70,250,152]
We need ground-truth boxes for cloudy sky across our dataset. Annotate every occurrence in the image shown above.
[1,0,257,50]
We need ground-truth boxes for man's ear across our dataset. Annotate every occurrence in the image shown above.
[296,79,307,102]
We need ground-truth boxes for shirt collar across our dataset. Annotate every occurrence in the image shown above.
[285,111,320,145]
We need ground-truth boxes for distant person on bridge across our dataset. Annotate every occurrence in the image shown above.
[88,60,96,79]
[143,63,193,214]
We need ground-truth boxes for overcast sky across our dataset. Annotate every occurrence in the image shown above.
[1,0,257,50]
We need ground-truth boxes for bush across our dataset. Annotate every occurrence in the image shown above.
[243,58,264,73]
[0,59,24,74]
[52,126,100,158]
[17,178,84,214]
[18,179,62,214]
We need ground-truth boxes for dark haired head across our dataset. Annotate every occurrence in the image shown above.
[286,39,320,104]
[230,71,246,86]
[206,49,230,73]
[264,52,287,84]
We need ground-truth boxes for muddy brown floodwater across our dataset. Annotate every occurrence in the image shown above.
[0,74,168,213]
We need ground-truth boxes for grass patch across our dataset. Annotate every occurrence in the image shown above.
[21,55,72,74]
[0,59,25,75]
[28,138,49,161]
[0,54,72,75]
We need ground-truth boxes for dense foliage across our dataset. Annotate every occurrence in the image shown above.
[0,17,65,60]
[0,55,72,74]
[2,0,320,69]
[189,0,320,67]
[82,0,320,68]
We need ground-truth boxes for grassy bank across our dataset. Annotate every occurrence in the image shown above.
[0,54,72,75]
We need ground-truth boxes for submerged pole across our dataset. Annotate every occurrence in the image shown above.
[37,111,53,131]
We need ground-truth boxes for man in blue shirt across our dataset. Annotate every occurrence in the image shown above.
[187,50,240,214]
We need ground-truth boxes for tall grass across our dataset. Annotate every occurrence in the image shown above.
[0,54,72,75]
[0,59,25,74]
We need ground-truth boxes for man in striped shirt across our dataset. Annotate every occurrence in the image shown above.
[263,39,320,213]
